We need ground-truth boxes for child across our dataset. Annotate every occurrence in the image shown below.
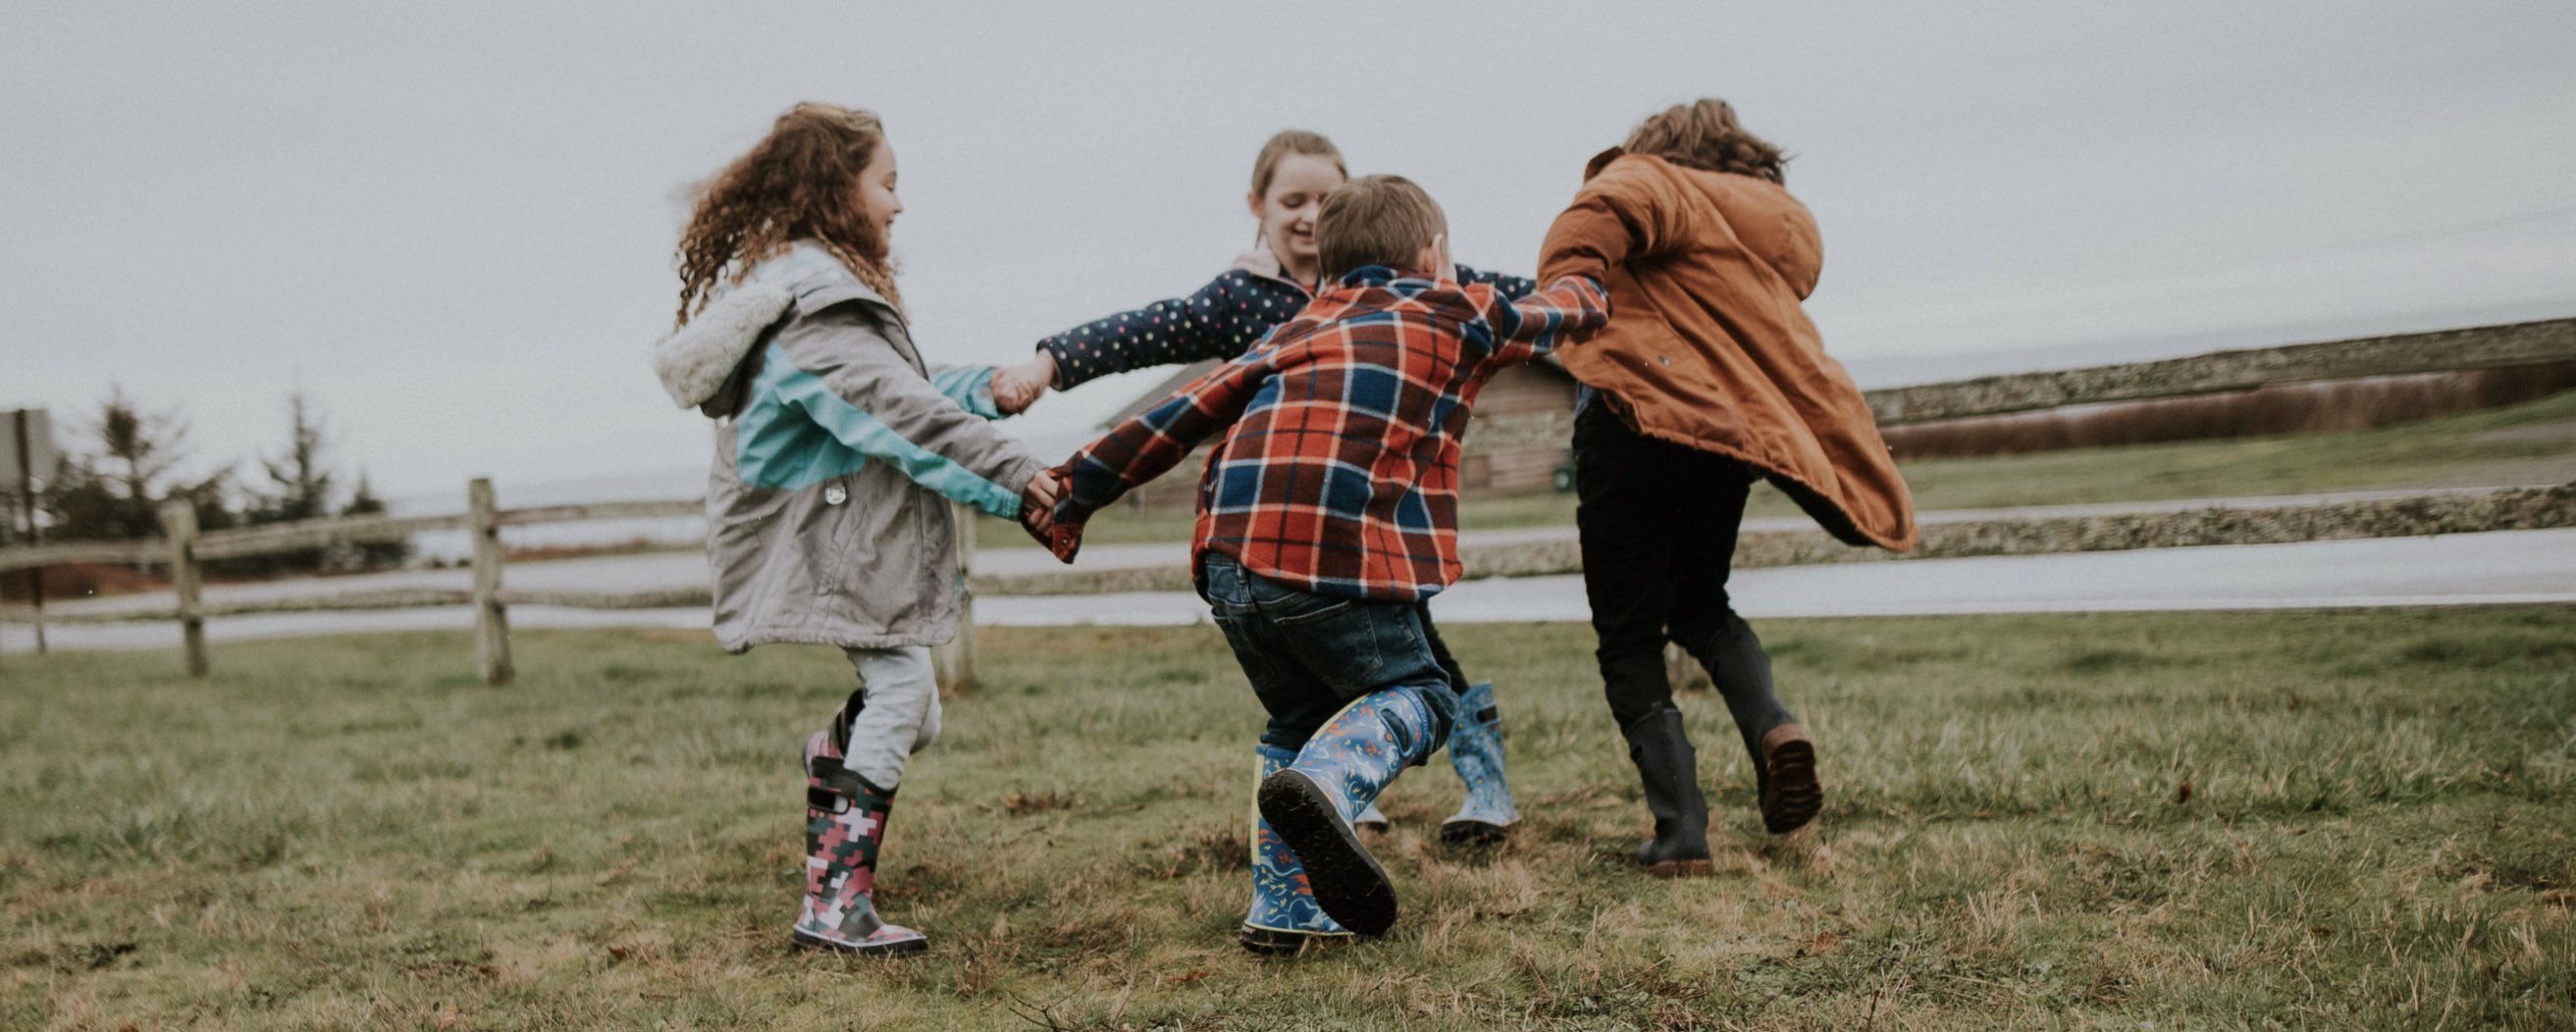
[990,129,1532,847]
[1537,99,1918,873]
[1039,176,1606,951]
[650,103,1057,956]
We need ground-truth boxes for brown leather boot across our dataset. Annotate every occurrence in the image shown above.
[1759,724,1820,835]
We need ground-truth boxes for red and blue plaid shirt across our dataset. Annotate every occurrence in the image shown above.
[1045,266,1607,600]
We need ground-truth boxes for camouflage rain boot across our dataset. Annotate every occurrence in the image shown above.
[1239,745,1355,955]
[791,702,927,956]
[1438,681,1519,844]
[1257,688,1438,937]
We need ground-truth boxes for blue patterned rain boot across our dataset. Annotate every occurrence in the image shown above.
[1256,688,1439,937]
[1240,745,1355,955]
[1439,681,1519,844]
[791,703,928,956]
[1352,800,1391,833]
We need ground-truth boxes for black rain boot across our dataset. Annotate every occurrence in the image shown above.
[1622,704,1711,876]
[1680,614,1817,834]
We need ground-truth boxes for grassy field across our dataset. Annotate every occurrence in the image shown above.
[5,609,2572,1029]
[1052,389,2576,543]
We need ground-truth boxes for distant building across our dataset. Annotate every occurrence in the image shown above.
[1097,357,1581,511]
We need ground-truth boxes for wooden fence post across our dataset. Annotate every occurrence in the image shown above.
[12,408,42,654]
[932,502,976,694]
[469,478,513,686]
[158,499,206,677]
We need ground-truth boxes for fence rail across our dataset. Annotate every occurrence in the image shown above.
[491,498,701,527]
[0,478,979,691]
[0,538,163,571]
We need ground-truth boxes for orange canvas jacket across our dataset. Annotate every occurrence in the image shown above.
[1539,149,1917,550]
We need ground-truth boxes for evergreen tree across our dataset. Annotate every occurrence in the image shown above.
[338,474,411,569]
[42,386,221,542]
[237,392,338,572]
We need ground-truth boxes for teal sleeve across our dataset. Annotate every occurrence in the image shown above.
[928,365,1003,420]
[760,346,1026,518]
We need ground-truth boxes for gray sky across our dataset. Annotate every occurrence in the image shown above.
[7,0,2573,502]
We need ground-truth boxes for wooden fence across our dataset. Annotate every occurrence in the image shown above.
[0,478,995,691]
[7,316,2572,685]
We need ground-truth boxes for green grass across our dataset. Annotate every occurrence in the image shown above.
[1034,389,2576,543]
[5,609,2573,1029]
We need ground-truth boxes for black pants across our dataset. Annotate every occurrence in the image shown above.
[1573,403,1793,762]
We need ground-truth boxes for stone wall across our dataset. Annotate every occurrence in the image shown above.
[1866,318,2576,425]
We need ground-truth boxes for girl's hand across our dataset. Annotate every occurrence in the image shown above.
[991,353,1058,414]
[1019,471,1059,539]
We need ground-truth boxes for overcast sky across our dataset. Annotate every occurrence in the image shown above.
[7,0,2573,503]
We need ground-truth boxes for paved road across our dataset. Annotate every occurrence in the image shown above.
[10,528,2570,653]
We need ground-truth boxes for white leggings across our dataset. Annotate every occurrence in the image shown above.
[837,645,943,789]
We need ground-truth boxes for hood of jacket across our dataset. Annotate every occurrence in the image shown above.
[651,243,900,414]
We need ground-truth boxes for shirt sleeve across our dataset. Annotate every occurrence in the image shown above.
[1048,347,1279,528]
[1537,158,1694,284]
[770,307,1043,519]
[1031,271,1302,388]
[1475,275,1609,368]
[925,365,1005,420]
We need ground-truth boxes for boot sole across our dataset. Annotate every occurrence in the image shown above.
[1258,770,1397,937]
[1438,819,1511,845]
[791,929,928,957]
[1762,737,1820,835]
[1644,857,1713,878]
[1238,924,1350,955]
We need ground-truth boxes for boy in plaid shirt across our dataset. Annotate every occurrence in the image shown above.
[1037,175,1606,950]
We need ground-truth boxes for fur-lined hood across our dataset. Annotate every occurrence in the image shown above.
[651,282,792,409]
[650,242,895,411]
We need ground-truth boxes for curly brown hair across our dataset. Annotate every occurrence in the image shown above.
[1622,98,1788,184]
[674,103,903,327]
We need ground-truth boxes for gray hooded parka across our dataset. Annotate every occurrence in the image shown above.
[652,243,1042,652]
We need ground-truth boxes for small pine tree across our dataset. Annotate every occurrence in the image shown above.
[340,474,411,569]
[242,391,338,573]
[41,386,224,543]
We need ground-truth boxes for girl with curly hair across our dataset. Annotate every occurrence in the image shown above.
[651,102,1055,955]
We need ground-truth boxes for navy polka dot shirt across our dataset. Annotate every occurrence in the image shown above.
[1036,264,1537,387]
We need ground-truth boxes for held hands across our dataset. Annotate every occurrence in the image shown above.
[990,352,1058,415]
[1018,467,1084,563]
[1019,471,1058,541]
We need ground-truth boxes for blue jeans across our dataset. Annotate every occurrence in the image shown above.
[1198,553,1458,754]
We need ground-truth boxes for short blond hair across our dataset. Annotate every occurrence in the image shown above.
[1316,175,1447,279]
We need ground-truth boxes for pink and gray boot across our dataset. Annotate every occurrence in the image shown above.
[792,701,927,956]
